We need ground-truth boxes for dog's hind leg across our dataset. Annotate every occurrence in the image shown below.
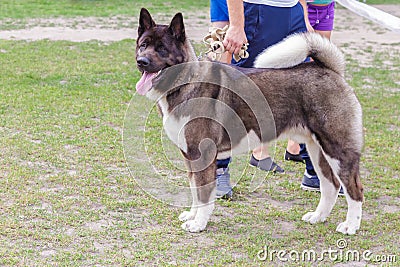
[302,140,341,224]
[312,134,363,235]
[179,145,217,232]
[327,154,363,235]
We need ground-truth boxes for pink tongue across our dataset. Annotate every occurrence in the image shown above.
[136,71,157,95]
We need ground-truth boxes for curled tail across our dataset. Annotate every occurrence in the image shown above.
[253,32,345,76]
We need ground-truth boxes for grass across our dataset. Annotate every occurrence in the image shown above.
[1,38,399,267]
[0,0,210,30]
[0,0,209,19]
[0,1,399,266]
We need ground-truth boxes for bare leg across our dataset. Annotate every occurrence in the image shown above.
[286,139,300,155]
[252,145,270,160]
[315,30,332,40]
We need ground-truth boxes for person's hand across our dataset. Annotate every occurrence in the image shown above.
[223,25,247,56]
[305,20,315,32]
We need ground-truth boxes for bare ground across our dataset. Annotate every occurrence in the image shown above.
[0,5,399,70]
[0,5,399,47]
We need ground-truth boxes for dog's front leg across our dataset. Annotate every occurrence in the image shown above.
[180,158,216,233]
[178,172,199,222]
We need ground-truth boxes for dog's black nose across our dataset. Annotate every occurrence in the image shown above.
[137,57,150,67]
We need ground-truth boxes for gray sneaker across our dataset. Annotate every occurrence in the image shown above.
[216,167,233,199]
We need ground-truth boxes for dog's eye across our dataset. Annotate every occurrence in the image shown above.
[157,44,166,51]
[140,42,147,50]
[156,44,168,57]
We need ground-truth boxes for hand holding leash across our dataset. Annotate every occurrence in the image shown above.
[203,25,249,62]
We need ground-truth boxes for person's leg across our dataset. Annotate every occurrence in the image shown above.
[300,144,315,175]
[287,2,329,188]
[251,4,306,167]
[274,2,308,163]
[285,140,304,163]
[237,3,299,172]
[300,2,336,190]
[252,145,269,159]
[315,30,332,39]
[287,140,300,154]
[250,145,284,173]
[210,0,233,198]
[215,157,232,198]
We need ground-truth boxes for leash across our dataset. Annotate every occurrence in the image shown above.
[202,25,249,62]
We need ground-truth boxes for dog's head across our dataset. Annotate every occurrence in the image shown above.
[135,8,188,95]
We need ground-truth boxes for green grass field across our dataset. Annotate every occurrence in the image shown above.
[0,0,209,19]
[0,0,396,20]
[0,1,399,266]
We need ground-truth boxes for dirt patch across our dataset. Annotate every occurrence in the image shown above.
[1,5,399,69]
[332,4,400,45]
[0,5,399,46]
[331,5,400,66]
[0,11,206,42]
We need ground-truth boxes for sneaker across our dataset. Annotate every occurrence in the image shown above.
[301,170,344,195]
[284,150,305,163]
[216,167,233,199]
[301,170,320,191]
[249,154,284,173]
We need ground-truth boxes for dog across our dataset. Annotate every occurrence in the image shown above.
[135,8,364,234]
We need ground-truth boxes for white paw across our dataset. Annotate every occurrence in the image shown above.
[302,211,327,224]
[179,211,196,222]
[336,221,360,235]
[181,220,206,233]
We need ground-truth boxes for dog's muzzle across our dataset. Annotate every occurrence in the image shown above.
[136,56,150,68]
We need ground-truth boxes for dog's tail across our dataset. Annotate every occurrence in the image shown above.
[253,32,345,76]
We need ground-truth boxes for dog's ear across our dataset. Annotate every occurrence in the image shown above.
[138,8,156,37]
[168,13,186,42]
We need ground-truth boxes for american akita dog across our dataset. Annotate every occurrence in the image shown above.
[135,8,364,234]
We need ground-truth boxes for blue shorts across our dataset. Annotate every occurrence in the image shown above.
[235,2,307,67]
[210,0,229,22]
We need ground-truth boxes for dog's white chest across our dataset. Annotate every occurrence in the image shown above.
[163,115,189,153]
[159,99,189,153]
